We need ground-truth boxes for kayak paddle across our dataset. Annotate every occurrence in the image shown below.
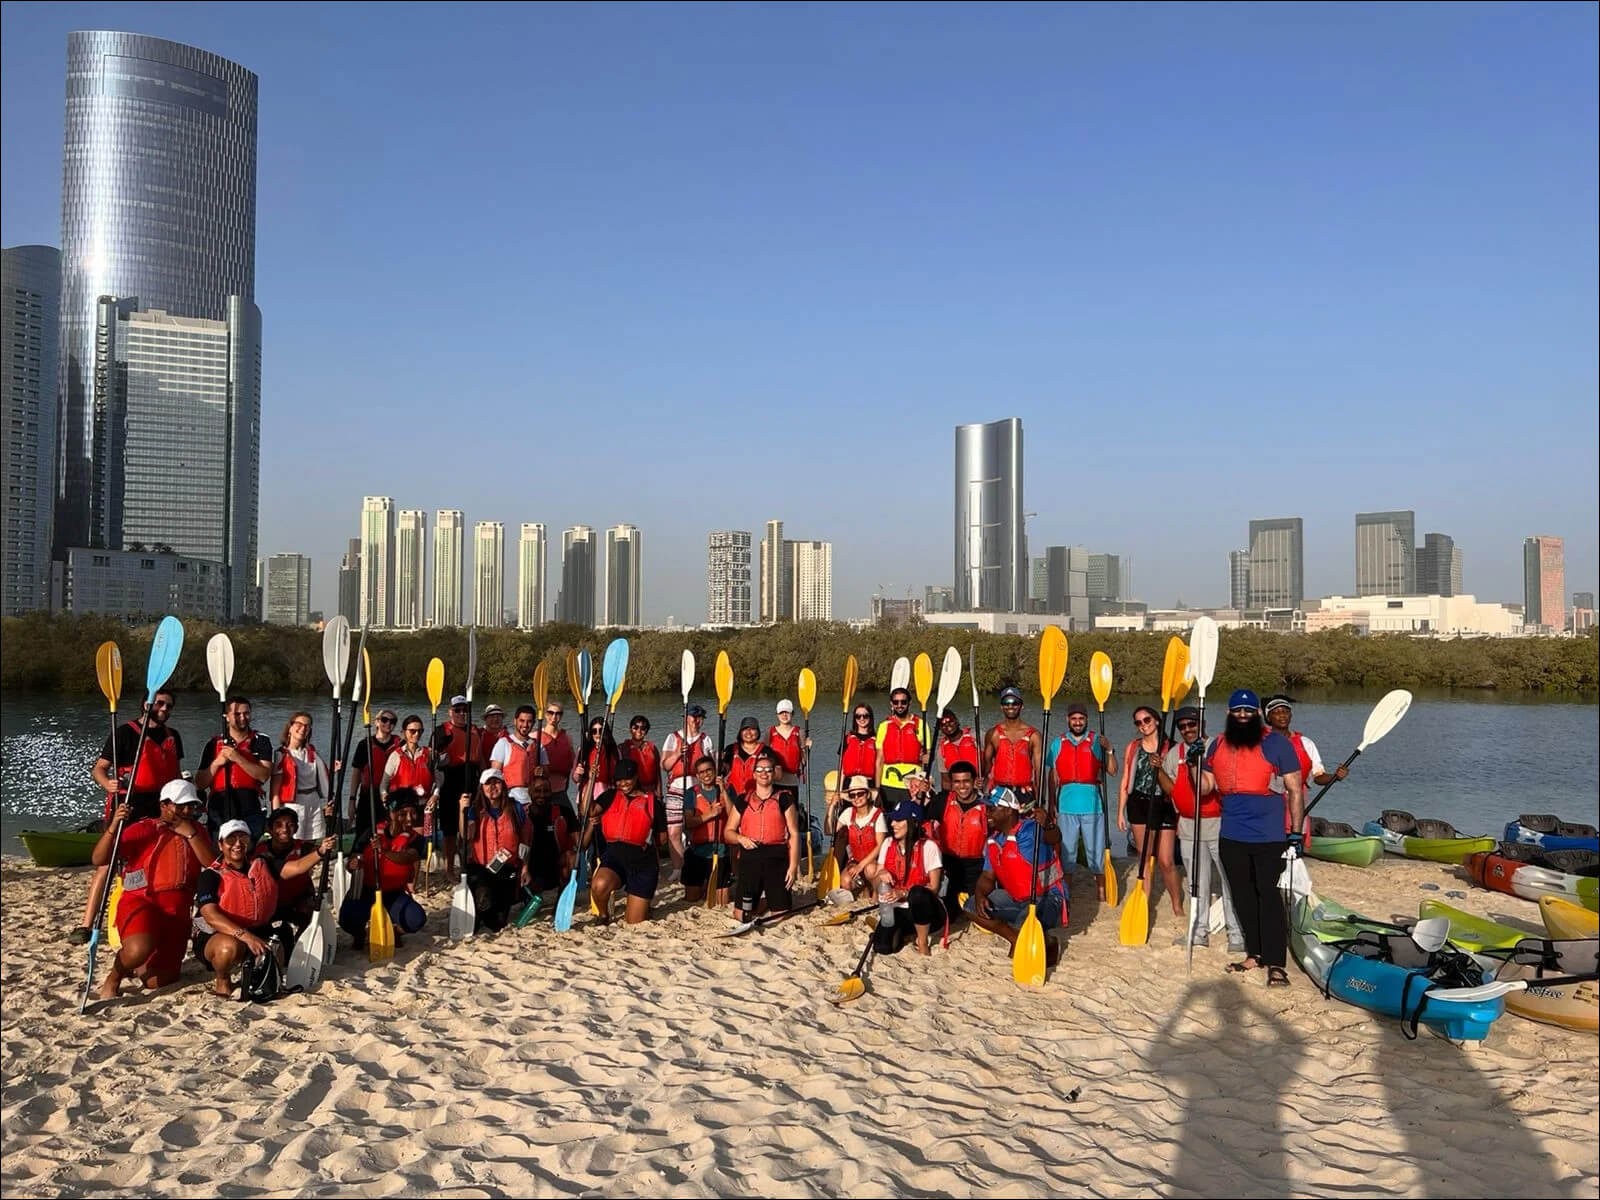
[552,649,590,932]
[1184,617,1219,973]
[205,633,234,735]
[532,661,548,717]
[890,655,911,696]
[93,642,124,947]
[797,666,817,879]
[1089,651,1118,907]
[831,929,876,1004]
[364,648,396,961]
[912,651,933,734]
[924,647,962,791]
[1015,625,1066,988]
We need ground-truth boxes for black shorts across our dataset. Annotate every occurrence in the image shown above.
[682,848,731,889]
[872,885,945,953]
[1127,792,1176,831]
[736,843,792,912]
[600,842,660,900]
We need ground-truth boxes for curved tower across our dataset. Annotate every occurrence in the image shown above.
[954,418,1025,612]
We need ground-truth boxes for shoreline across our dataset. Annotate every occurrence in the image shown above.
[2,856,1595,1198]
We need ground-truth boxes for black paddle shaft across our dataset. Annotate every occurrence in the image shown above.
[1300,749,1363,823]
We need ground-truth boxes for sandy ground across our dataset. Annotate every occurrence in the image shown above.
[1,851,1595,1199]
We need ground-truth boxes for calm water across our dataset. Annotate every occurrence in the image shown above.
[2,689,1596,855]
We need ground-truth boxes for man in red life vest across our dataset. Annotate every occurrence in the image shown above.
[1262,694,1346,841]
[347,708,401,840]
[984,686,1041,801]
[966,787,1067,959]
[1158,706,1242,952]
[490,705,549,809]
[433,695,483,877]
[662,705,715,881]
[929,759,989,922]
[196,696,274,840]
[1048,701,1118,899]
[877,687,931,809]
[935,709,981,793]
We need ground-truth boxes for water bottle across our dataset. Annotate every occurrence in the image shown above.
[878,879,896,928]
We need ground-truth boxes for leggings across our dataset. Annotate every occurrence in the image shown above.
[872,885,945,954]
[1219,837,1288,968]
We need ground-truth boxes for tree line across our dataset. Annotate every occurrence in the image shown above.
[4,612,1596,699]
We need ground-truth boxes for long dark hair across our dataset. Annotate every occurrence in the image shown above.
[581,718,619,769]
[847,703,877,737]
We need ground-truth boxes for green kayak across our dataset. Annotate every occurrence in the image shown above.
[19,829,99,868]
[1416,900,1532,952]
[1307,836,1384,867]
[1363,822,1497,864]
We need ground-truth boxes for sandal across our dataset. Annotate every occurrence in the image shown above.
[1266,966,1291,988]
[1225,958,1260,974]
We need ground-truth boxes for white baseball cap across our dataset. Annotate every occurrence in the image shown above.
[776,699,794,714]
[479,767,505,785]
[159,779,202,808]
[217,819,253,841]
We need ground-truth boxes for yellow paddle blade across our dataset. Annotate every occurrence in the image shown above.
[831,975,866,1005]
[565,649,584,716]
[369,893,395,961]
[1038,625,1068,712]
[797,668,817,716]
[591,895,602,916]
[1173,670,1193,708]
[1161,637,1186,711]
[1089,651,1112,711]
[823,909,854,926]
[715,650,734,716]
[1119,872,1152,946]
[1103,849,1119,907]
[532,662,548,714]
[823,769,840,793]
[95,641,122,711]
[426,657,445,712]
[913,653,933,709]
[106,877,124,949]
[361,647,374,726]
[841,654,859,713]
[703,853,720,908]
[1013,904,1046,987]
[818,852,840,895]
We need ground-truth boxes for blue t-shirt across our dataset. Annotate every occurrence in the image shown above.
[1206,731,1303,843]
[1049,732,1110,815]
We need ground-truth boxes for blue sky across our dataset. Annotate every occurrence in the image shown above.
[3,2,1595,620]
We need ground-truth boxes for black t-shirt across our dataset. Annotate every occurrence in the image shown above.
[348,734,398,789]
[98,724,184,792]
[731,789,798,817]
[199,732,274,817]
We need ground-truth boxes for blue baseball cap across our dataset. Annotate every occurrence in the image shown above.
[888,801,925,824]
[1228,689,1261,711]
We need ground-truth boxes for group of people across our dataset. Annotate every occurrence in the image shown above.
[75,666,1339,1001]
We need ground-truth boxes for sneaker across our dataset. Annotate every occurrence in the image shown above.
[67,925,92,945]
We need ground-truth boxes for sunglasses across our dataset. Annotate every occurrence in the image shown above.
[854,713,871,720]
[377,716,395,724]
[1177,721,1199,731]
[847,789,870,799]
[1001,701,1021,707]
[1134,716,1157,727]
[753,767,774,774]
[404,726,423,734]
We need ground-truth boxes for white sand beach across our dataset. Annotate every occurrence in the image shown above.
[2,854,1595,1198]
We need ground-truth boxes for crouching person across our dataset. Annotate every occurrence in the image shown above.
[340,797,427,947]
[464,767,531,932]
[965,788,1068,964]
[193,819,288,998]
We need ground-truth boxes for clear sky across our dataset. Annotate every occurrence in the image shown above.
[3,2,1596,621]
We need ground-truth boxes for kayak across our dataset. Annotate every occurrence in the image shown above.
[1504,816,1600,854]
[19,828,99,868]
[1362,821,1496,864]
[1307,836,1385,867]
[1540,895,1600,939]
[1290,894,1506,1041]
[1489,939,1600,1033]
[1465,852,1600,913]
[1415,900,1532,952]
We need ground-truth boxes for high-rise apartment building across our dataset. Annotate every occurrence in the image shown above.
[1044,546,1089,628]
[1415,532,1463,597]
[954,418,1025,612]
[924,585,955,614]
[558,525,597,627]
[337,538,360,625]
[1355,511,1416,596]
[1572,592,1596,634]
[395,509,427,629]
[1248,517,1304,609]
[1087,553,1125,602]
[1522,536,1565,633]
[1,245,59,616]
[432,510,464,627]
[56,34,259,564]
[1029,557,1048,606]
[760,519,790,623]
[707,530,753,625]
[790,540,833,621]
[474,521,504,627]
[517,523,546,629]
[262,553,311,626]
[359,496,395,628]
[1228,550,1250,611]
[603,524,643,626]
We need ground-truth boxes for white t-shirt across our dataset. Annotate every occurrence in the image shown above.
[874,837,943,905]
[1269,733,1324,794]
[662,730,716,810]
[489,734,549,802]
[840,806,888,846]
[279,746,329,840]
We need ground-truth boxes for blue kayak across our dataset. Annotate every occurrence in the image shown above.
[1503,819,1600,854]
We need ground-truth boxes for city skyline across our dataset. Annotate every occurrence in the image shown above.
[2,8,1595,621]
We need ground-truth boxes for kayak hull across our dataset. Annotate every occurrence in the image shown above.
[1539,895,1600,939]
[1363,822,1496,864]
[1306,836,1384,867]
[1495,956,1600,1033]
[1416,900,1530,952]
[19,829,98,868]
[1503,821,1600,854]
[1466,852,1600,913]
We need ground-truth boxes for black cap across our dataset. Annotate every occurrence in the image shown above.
[1066,702,1088,717]
[614,759,639,781]
[687,704,707,718]
[739,716,761,732]
[1174,706,1201,723]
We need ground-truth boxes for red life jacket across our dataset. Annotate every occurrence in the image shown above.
[1168,745,1220,820]
[271,845,314,907]
[1053,734,1102,786]
[939,731,981,774]
[840,734,877,781]
[939,799,989,859]
[357,736,397,791]
[362,829,419,892]
[209,732,267,794]
[440,722,482,767]
[991,726,1038,787]
[986,823,1065,902]
[667,730,713,782]
[540,729,575,784]
[498,736,539,790]
[120,721,181,793]
[739,792,788,846]
[472,803,526,865]
[1283,731,1314,838]
[600,790,656,847]
[766,726,804,774]
[584,746,615,791]
[622,740,661,789]
[123,820,199,895]
[272,745,321,806]
[1208,739,1278,796]
[210,855,280,927]
[879,716,925,767]
[389,747,435,793]
[841,810,881,864]
[687,786,726,846]
[726,748,761,796]
[883,837,935,891]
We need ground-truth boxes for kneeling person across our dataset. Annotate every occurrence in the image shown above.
[464,768,532,932]
[192,820,302,998]
[583,760,665,925]
[727,754,800,921]
[340,798,427,946]
[258,807,333,937]
[967,788,1069,951]
[864,801,945,956]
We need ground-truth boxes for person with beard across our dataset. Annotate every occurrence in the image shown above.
[1202,689,1306,986]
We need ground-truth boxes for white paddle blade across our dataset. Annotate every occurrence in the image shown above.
[680,650,695,702]
[466,627,478,703]
[890,656,911,693]
[449,876,476,940]
[1358,689,1413,752]
[319,904,338,966]
[1409,916,1451,953]
[322,616,351,696]
[968,644,979,706]
[1208,896,1226,935]
[205,633,235,702]
[285,922,325,992]
[330,855,349,912]
[935,646,962,712]
[1190,617,1219,694]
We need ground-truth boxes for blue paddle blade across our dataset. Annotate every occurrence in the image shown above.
[553,874,578,933]
[602,638,629,705]
[146,615,185,693]
[577,649,593,701]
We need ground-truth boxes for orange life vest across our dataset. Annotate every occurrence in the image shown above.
[1282,731,1314,838]
[440,722,482,768]
[122,819,199,895]
[991,726,1038,787]
[1169,745,1220,819]
[600,790,655,847]
[540,729,575,784]
[621,739,661,789]
[986,822,1065,902]
[356,735,397,791]
[272,745,322,806]
[939,731,981,774]
[766,726,804,774]
[472,803,526,865]
[841,810,880,864]
[739,792,788,846]
[882,837,935,891]
[1208,739,1278,797]
[726,748,762,796]
[667,730,714,782]
[1052,734,1102,786]
[840,734,877,780]
[687,786,725,846]
[389,747,434,793]
[210,855,280,927]
[939,799,989,859]
[120,721,181,792]
[362,830,420,892]
[879,716,926,767]
[498,736,539,790]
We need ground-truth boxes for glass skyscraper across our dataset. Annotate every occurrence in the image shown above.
[954,418,1025,612]
[1,246,60,616]
[56,33,259,589]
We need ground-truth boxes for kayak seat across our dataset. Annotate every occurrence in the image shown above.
[1311,818,1359,839]
[1332,931,1485,1040]
[1413,818,1462,840]
[1496,841,1544,863]
[1516,813,1559,833]
[1379,810,1418,834]
[1543,849,1600,877]
[1556,821,1598,838]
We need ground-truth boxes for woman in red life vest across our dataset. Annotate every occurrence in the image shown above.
[89,779,214,1003]
[573,716,619,811]
[582,759,666,924]
[840,704,879,796]
[620,715,662,796]
[681,756,734,907]
[824,774,886,896]
[258,807,331,938]
[1158,706,1243,952]
[381,715,439,816]
[1119,704,1181,916]
[271,712,332,844]
[930,759,989,922]
[766,699,809,786]
[865,800,946,957]
[726,754,802,921]
[537,701,577,805]
[722,717,767,796]
[339,797,427,947]
[463,768,533,932]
